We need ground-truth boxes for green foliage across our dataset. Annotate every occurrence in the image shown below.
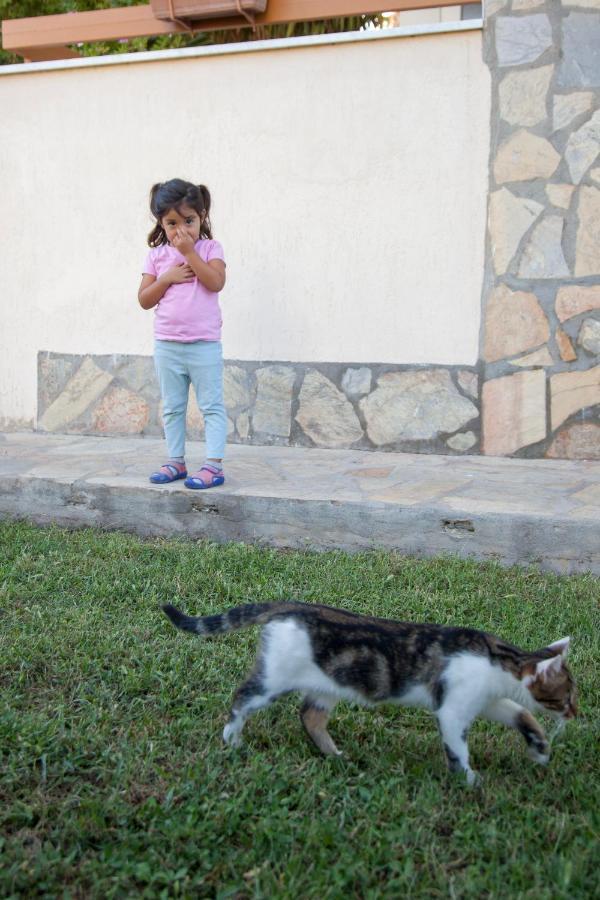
[0,1,384,65]
[1,521,599,897]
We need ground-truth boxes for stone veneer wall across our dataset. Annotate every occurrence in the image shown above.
[37,353,480,454]
[481,0,600,459]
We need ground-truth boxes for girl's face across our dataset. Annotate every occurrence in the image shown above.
[161,204,203,245]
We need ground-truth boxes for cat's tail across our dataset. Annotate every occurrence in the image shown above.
[162,601,298,637]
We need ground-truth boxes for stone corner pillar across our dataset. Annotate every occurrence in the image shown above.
[480,0,600,459]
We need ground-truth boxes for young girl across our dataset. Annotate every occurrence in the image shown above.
[139,179,228,489]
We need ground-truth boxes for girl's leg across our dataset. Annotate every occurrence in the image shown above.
[154,341,190,460]
[187,341,228,469]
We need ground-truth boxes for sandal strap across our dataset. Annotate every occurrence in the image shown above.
[187,465,224,484]
[160,463,185,475]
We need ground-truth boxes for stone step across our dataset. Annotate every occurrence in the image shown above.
[0,432,598,575]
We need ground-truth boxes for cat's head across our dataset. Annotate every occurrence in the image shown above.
[522,637,578,720]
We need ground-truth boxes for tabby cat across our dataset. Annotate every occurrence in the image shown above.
[162,601,577,784]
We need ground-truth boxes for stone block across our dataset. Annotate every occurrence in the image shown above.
[296,370,363,448]
[457,371,478,400]
[38,354,77,417]
[236,412,250,439]
[116,357,157,396]
[556,285,600,322]
[559,13,600,88]
[488,188,543,275]
[509,346,553,367]
[495,14,552,67]
[494,130,559,184]
[223,366,252,414]
[545,184,575,210]
[371,478,467,507]
[499,65,553,127]
[341,367,372,398]
[546,423,600,460]
[348,466,394,479]
[575,186,600,276]
[578,318,600,355]
[446,431,477,452]
[253,365,296,437]
[553,92,594,133]
[562,0,600,8]
[482,371,546,456]
[38,357,113,432]
[91,386,150,434]
[565,109,600,184]
[484,284,550,363]
[556,328,578,363]
[360,370,477,444]
[551,365,600,430]
[518,216,569,279]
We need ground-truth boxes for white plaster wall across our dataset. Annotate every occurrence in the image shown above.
[0,27,490,427]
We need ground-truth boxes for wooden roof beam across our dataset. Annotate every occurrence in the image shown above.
[2,1,481,60]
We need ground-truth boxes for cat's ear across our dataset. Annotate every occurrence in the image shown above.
[522,638,570,684]
[547,636,570,658]
[534,654,565,681]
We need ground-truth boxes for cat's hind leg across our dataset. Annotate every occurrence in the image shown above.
[300,695,341,757]
[482,698,550,764]
[223,670,280,748]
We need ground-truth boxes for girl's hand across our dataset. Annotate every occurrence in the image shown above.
[162,263,195,285]
[172,228,196,257]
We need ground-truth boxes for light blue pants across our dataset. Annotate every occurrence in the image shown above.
[154,339,227,460]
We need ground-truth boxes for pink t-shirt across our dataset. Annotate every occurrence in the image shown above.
[143,239,225,342]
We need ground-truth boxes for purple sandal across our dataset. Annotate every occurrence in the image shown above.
[184,465,225,490]
[149,462,188,484]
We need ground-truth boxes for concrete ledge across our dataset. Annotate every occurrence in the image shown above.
[1,433,599,574]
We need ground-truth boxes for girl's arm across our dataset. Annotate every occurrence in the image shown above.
[138,264,194,309]
[184,254,226,293]
[172,229,226,293]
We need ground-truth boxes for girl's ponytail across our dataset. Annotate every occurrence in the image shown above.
[197,184,213,240]
[147,182,167,247]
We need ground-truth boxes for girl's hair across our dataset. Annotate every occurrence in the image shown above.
[147,178,213,247]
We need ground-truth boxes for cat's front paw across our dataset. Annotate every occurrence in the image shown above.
[466,768,482,788]
[223,723,242,747]
[526,734,550,765]
[527,744,550,765]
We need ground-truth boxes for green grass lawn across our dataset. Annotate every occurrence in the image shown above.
[1,521,598,899]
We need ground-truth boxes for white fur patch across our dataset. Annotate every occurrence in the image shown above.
[262,619,368,705]
[442,654,500,710]
[396,684,433,709]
